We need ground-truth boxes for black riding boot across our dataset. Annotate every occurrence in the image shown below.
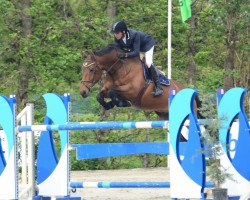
[149,65,164,97]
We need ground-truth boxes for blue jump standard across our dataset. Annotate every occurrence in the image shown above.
[70,181,215,188]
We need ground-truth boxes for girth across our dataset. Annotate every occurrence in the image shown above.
[131,82,150,107]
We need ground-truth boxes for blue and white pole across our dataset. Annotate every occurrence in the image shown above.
[17,120,169,132]
[70,181,171,188]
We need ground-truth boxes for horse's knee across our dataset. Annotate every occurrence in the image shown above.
[96,92,115,110]
[97,91,106,100]
[96,92,105,105]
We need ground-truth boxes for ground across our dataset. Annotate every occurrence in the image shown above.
[71,167,212,200]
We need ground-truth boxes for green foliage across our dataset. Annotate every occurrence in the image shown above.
[1,0,249,95]
[200,93,234,187]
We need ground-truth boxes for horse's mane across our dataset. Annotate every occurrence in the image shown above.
[94,44,118,56]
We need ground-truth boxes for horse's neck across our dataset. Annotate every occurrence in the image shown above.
[123,58,142,74]
[96,55,114,66]
[109,58,146,97]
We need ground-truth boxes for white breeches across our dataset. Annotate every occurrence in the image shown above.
[144,46,154,68]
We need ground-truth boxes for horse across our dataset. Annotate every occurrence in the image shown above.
[80,44,198,120]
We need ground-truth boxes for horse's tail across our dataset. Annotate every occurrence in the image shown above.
[195,95,204,119]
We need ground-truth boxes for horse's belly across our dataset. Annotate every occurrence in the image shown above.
[138,85,169,112]
[140,97,169,112]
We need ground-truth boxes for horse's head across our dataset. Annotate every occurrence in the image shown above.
[80,44,122,98]
[80,53,103,98]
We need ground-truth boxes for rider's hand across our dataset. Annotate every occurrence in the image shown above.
[118,52,127,59]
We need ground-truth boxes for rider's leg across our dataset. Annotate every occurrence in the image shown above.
[149,65,164,96]
[145,47,164,97]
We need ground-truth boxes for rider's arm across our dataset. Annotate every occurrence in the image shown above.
[126,33,140,58]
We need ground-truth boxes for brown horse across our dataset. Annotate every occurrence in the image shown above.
[80,44,191,119]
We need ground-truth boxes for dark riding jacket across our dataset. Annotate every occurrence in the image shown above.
[114,29,155,58]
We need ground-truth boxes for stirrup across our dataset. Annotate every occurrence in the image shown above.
[152,88,164,97]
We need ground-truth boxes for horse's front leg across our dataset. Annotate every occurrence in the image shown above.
[96,75,116,110]
[108,90,131,107]
[96,91,115,110]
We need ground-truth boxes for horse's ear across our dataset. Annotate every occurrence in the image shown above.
[81,51,88,58]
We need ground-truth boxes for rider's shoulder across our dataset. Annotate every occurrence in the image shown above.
[128,29,146,38]
[129,29,142,34]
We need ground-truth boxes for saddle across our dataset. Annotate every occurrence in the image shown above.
[130,61,170,107]
[141,62,170,86]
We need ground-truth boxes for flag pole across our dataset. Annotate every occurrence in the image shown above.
[167,0,172,79]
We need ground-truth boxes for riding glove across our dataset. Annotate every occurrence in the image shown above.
[118,52,127,59]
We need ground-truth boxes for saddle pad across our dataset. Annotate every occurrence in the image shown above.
[142,64,170,86]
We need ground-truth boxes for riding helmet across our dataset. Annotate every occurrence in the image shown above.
[112,20,127,33]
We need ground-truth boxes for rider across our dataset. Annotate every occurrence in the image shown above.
[111,20,164,97]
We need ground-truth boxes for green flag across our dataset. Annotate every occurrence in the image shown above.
[180,0,192,22]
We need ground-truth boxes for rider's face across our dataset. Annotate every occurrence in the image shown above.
[114,32,123,40]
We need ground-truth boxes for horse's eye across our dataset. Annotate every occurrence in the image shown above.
[89,68,94,72]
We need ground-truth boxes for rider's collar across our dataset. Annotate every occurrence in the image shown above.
[122,31,130,44]
[126,31,130,40]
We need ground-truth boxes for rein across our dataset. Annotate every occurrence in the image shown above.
[81,49,124,91]
[105,47,124,75]
[106,58,122,75]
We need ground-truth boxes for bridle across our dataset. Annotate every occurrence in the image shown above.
[80,55,102,92]
[80,49,124,91]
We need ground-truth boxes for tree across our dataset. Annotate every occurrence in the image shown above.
[211,0,249,90]
[18,0,32,107]
[187,4,198,85]
[107,0,116,30]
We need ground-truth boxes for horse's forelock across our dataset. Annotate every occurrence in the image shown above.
[82,55,93,68]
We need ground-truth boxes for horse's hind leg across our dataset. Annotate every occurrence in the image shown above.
[155,111,169,120]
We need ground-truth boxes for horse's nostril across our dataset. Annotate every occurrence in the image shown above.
[80,90,88,98]
[80,91,85,97]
